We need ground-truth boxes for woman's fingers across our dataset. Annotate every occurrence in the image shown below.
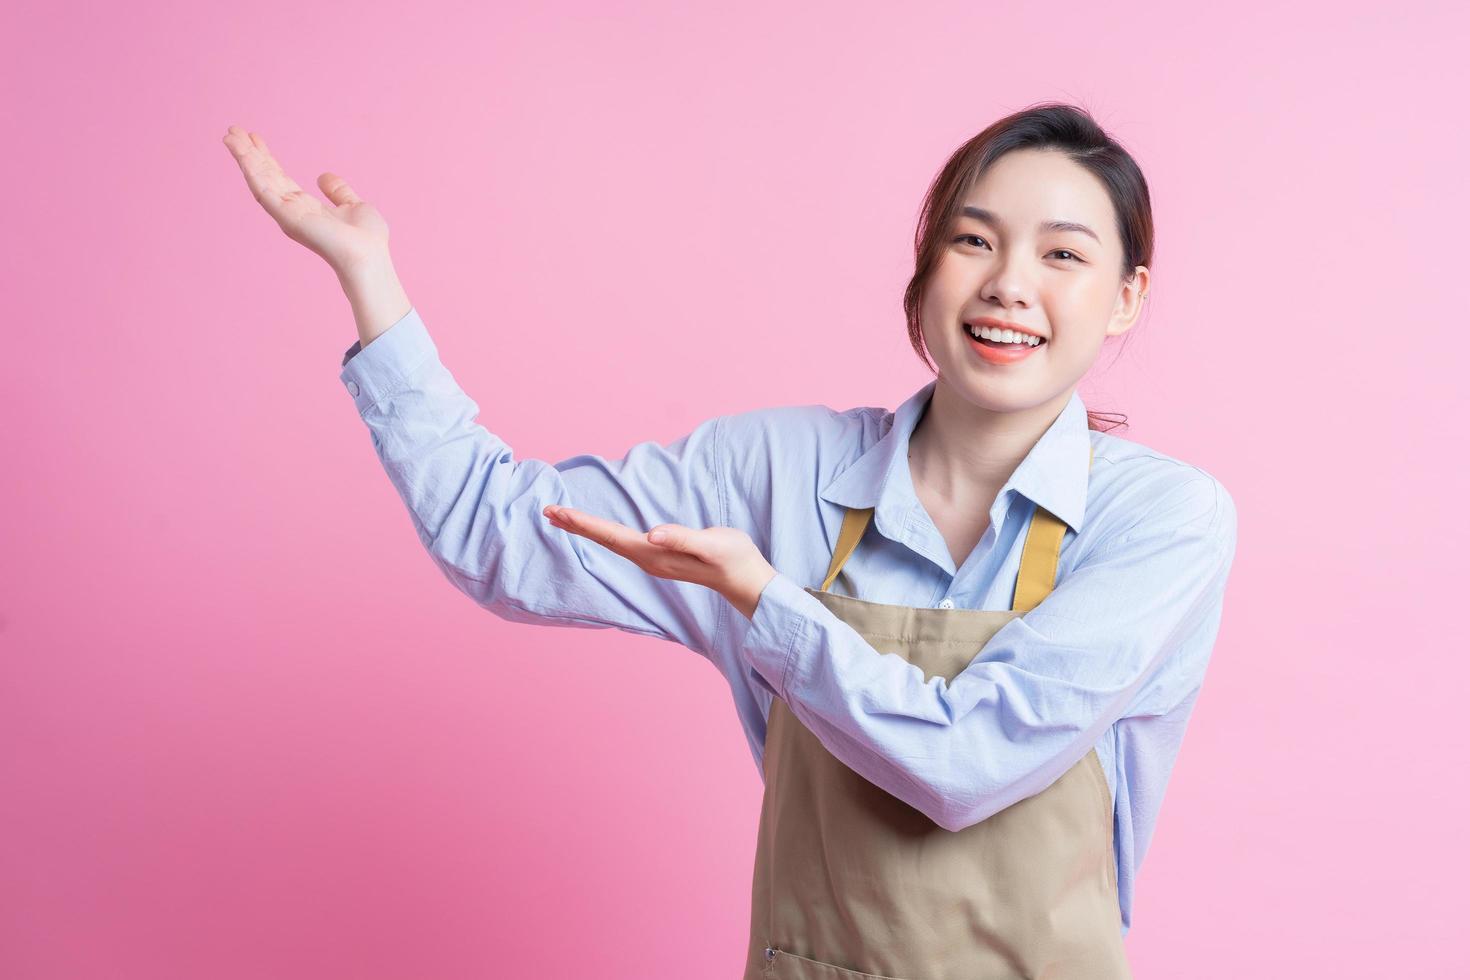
[545,506,650,554]
[243,131,303,201]
[545,506,681,568]
[224,129,292,196]
[544,506,733,591]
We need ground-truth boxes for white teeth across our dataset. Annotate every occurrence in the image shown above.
[967,323,1042,346]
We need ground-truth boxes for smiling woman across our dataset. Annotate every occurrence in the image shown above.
[906,122,1153,439]
[225,100,1232,980]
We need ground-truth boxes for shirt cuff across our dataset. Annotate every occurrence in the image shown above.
[337,307,434,414]
[741,570,821,699]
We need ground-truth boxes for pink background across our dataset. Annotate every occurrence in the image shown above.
[3,1,1465,976]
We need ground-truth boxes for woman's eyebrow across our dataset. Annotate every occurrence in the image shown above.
[960,206,1101,244]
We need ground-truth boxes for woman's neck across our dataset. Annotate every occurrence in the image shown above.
[907,378,1076,506]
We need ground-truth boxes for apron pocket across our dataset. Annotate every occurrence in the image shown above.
[765,946,912,980]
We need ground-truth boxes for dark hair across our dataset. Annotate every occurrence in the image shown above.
[902,102,1154,433]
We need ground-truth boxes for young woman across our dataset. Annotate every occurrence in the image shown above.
[224,102,1237,978]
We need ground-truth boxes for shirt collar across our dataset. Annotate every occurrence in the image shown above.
[819,380,1093,556]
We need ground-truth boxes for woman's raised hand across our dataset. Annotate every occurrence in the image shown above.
[222,126,390,278]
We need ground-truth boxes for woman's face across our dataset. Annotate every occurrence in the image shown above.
[918,147,1148,414]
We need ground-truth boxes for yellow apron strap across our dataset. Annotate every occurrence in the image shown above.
[820,506,874,593]
[1013,444,1093,612]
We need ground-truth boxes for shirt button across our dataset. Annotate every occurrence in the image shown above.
[937,598,955,609]
[346,381,360,396]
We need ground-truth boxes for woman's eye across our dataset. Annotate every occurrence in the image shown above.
[955,236,1082,263]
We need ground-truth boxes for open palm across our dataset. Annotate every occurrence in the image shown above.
[542,504,778,620]
[222,125,388,276]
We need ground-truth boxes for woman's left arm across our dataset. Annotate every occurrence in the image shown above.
[740,475,1238,833]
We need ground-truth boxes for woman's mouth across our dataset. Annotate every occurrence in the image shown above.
[962,321,1046,364]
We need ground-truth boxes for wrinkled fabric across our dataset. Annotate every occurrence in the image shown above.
[339,307,1239,936]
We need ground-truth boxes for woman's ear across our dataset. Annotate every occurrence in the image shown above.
[1105,265,1150,339]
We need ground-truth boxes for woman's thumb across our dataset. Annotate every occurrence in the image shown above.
[317,172,362,207]
[648,525,691,550]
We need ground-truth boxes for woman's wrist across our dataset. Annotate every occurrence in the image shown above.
[726,561,780,621]
[336,254,411,349]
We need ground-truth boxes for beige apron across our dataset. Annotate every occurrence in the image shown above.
[746,447,1131,979]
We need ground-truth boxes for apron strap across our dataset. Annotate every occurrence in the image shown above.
[820,506,875,593]
[818,445,1095,603]
[1013,444,1093,612]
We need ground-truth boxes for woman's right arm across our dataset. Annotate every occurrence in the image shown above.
[336,300,730,655]
[223,126,731,657]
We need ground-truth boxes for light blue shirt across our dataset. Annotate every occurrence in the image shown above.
[340,307,1238,936]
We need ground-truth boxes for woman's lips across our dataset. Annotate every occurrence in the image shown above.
[963,324,1045,365]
